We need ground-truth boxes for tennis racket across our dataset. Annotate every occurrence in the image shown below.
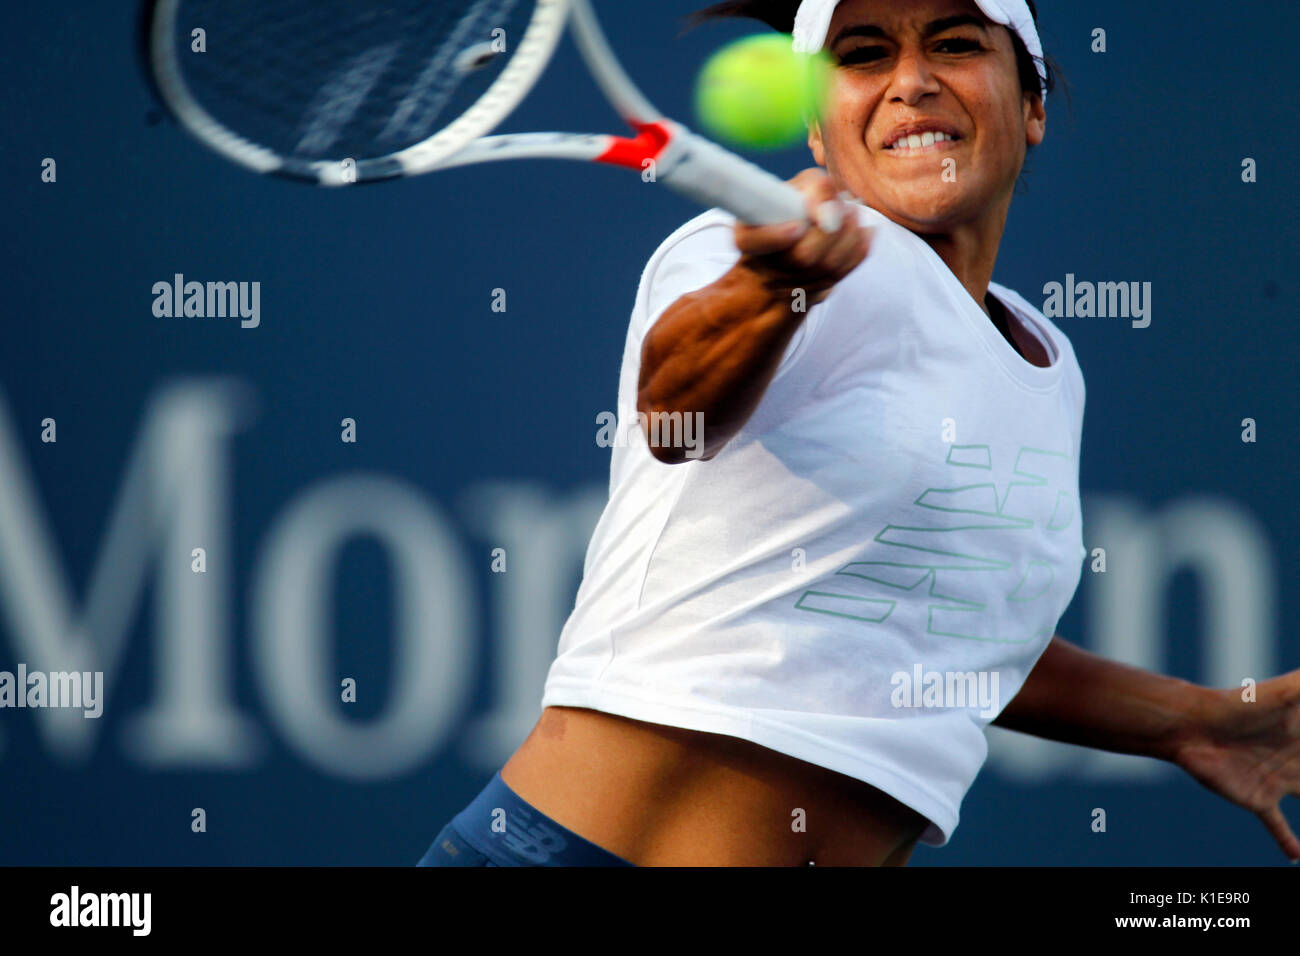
[141,0,842,230]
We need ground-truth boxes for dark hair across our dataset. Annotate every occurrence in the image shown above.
[684,1,1060,103]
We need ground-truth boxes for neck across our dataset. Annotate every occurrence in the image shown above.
[917,216,1007,317]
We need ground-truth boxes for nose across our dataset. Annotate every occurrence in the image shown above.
[886,48,942,105]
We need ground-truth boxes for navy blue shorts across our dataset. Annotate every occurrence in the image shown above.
[417,772,634,867]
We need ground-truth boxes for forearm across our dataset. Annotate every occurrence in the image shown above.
[993,635,1225,762]
[636,263,806,463]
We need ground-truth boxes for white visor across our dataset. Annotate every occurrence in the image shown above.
[792,0,1048,100]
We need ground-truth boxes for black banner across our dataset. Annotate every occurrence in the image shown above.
[1,866,1291,942]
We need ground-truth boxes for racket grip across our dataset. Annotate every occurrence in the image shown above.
[656,128,842,230]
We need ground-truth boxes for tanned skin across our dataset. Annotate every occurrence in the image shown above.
[501,0,1300,865]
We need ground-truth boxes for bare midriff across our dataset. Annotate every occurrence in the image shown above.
[500,706,932,866]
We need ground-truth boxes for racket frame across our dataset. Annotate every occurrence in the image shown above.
[147,0,835,227]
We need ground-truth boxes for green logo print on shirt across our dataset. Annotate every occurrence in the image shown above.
[793,444,1077,644]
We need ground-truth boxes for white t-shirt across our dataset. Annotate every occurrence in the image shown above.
[541,200,1087,847]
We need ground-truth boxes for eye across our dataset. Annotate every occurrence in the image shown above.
[935,37,983,53]
[836,45,887,66]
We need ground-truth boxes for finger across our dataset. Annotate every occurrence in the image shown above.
[775,224,866,305]
[796,207,868,281]
[821,219,873,279]
[1257,804,1300,862]
[790,168,841,226]
[783,218,845,274]
[735,219,811,257]
[814,200,844,234]
[735,169,843,260]
[790,167,837,200]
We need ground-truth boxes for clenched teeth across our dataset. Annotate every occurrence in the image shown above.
[886,131,956,151]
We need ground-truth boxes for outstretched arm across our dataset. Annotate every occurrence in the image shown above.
[994,635,1300,861]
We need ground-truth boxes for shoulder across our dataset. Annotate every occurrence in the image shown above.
[991,284,1078,359]
[819,202,951,309]
[991,282,1087,400]
[846,202,935,267]
[645,201,919,289]
[643,208,738,273]
[631,209,743,339]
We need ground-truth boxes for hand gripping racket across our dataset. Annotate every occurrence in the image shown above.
[142,0,843,231]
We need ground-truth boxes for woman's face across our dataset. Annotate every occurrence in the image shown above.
[808,0,1045,232]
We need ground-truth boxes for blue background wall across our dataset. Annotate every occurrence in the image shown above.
[2,0,1297,865]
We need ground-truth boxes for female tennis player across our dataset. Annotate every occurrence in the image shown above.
[419,0,1300,866]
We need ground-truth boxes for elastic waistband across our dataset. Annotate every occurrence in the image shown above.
[450,772,634,867]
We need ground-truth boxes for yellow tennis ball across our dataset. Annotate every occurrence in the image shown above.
[694,33,832,151]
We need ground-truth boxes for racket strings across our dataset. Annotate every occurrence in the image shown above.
[163,0,531,162]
